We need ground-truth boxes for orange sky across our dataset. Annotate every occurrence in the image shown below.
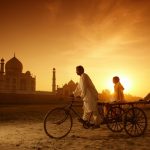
[0,0,150,97]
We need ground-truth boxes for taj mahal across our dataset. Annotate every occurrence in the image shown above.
[0,54,35,94]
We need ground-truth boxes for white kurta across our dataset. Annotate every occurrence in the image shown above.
[74,73,98,112]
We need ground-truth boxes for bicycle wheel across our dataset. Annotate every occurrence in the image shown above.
[106,106,124,132]
[44,107,73,139]
[124,107,147,137]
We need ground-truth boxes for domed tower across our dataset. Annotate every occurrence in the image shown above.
[0,58,5,75]
[5,55,23,76]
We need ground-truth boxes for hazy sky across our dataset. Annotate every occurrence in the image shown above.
[0,0,150,97]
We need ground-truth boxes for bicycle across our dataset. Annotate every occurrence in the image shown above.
[44,96,86,139]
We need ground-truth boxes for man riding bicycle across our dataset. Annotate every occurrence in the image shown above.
[73,65,101,129]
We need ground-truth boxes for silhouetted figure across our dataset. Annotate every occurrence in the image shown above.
[113,76,125,102]
[73,65,101,128]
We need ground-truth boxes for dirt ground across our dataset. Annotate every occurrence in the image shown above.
[0,104,150,150]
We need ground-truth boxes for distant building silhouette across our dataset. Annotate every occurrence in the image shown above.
[57,80,77,96]
[0,55,35,94]
[52,68,56,94]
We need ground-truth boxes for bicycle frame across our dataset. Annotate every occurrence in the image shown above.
[64,96,82,119]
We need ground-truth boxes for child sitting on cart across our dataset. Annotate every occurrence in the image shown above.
[102,76,125,121]
[113,76,125,102]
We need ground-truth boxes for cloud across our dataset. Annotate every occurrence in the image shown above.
[1,0,150,58]
[44,0,150,57]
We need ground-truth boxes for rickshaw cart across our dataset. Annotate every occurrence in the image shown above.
[98,100,149,137]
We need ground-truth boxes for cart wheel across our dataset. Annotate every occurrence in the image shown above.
[124,107,147,137]
[106,106,124,132]
[44,107,73,139]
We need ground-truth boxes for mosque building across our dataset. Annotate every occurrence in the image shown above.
[0,55,35,94]
[57,80,77,96]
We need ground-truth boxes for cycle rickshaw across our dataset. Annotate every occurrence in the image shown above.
[44,96,149,139]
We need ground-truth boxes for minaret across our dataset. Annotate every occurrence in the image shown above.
[52,68,56,93]
[0,58,5,75]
